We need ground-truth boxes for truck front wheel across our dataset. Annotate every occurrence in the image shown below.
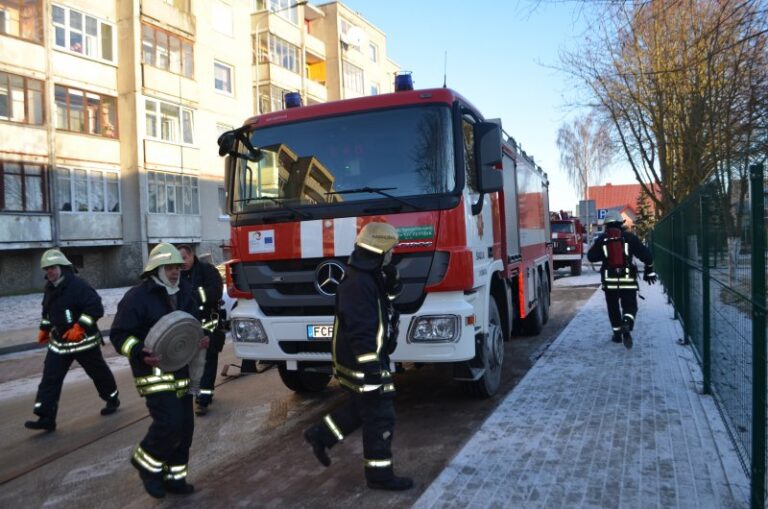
[277,363,332,393]
[463,298,504,398]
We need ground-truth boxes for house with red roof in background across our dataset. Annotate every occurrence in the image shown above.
[587,182,657,230]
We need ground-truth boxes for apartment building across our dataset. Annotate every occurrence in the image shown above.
[0,0,251,294]
[253,0,399,113]
[0,0,396,294]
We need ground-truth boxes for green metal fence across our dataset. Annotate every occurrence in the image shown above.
[651,164,766,508]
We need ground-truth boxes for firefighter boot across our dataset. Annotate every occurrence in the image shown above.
[164,480,195,495]
[194,402,208,416]
[24,416,56,432]
[611,330,622,343]
[101,395,120,416]
[304,425,331,467]
[367,475,414,491]
[130,458,165,499]
[621,319,633,350]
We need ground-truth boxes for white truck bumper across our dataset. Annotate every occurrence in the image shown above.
[230,291,476,364]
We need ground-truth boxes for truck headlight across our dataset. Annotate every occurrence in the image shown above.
[408,315,460,343]
[231,319,268,343]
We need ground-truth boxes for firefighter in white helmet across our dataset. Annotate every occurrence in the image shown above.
[587,211,656,349]
[110,243,208,499]
[25,249,120,432]
[303,222,413,491]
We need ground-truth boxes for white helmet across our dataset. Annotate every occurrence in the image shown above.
[604,211,625,225]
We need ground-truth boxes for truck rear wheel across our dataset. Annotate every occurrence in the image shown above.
[522,279,544,336]
[277,363,332,393]
[463,298,504,398]
[571,260,582,276]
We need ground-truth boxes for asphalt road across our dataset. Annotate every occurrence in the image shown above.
[0,280,596,508]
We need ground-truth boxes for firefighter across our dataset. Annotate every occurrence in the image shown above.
[177,245,224,416]
[110,243,208,499]
[303,222,413,491]
[587,211,657,348]
[25,249,120,432]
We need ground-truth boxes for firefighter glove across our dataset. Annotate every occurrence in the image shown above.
[382,265,403,299]
[643,266,657,285]
[37,330,50,345]
[62,323,86,342]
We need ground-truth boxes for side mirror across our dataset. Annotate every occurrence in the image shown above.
[218,130,237,157]
[474,122,503,193]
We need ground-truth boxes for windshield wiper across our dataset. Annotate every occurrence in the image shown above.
[237,196,312,219]
[326,187,423,211]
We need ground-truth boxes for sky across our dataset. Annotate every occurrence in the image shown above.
[340,0,637,212]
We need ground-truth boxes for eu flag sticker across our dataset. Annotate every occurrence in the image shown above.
[249,229,276,253]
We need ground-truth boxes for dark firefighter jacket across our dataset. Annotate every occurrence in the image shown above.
[39,266,104,354]
[109,277,201,397]
[332,250,397,396]
[181,257,222,333]
[587,228,653,290]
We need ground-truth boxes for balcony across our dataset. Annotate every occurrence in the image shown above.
[305,79,326,103]
[304,33,325,60]
[142,0,195,36]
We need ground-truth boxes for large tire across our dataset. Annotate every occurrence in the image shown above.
[571,260,582,276]
[464,298,504,398]
[541,273,550,325]
[277,363,332,393]
[522,279,544,336]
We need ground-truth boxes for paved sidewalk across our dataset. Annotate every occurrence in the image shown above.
[413,282,750,509]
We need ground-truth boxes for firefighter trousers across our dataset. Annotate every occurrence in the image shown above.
[604,288,638,330]
[137,392,194,478]
[317,391,396,482]
[33,346,117,419]
[196,347,219,406]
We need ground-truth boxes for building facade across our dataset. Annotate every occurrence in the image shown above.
[0,0,396,294]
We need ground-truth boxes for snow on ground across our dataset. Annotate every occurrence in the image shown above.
[0,287,131,332]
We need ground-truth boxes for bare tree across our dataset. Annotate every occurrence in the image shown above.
[561,0,768,219]
[556,112,613,201]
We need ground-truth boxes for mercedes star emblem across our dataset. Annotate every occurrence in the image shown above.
[314,261,345,296]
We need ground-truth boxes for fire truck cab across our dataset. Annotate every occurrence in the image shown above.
[218,81,551,398]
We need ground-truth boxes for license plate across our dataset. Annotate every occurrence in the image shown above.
[307,324,333,340]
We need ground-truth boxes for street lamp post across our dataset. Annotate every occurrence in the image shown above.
[254,0,308,115]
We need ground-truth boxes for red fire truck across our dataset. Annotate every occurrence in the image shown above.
[218,80,552,398]
[550,212,585,276]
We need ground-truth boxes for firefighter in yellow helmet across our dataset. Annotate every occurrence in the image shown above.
[587,211,656,349]
[303,222,413,491]
[110,243,208,499]
[25,249,120,432]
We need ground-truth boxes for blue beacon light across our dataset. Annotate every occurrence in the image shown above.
[394,72,414,92]
[284,91,302,109]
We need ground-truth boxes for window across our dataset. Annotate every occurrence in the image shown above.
[0,71,44,124]
[55,85,117,138]
[218,186,228,217]
[214,61,233,95]
[0,0,43,43]
[147,171,199,214]
[212,0,232,36]
[57,167,120,213]
[267,34,299,74]
[342,60,363,98]
[141,23,194,78]
[145,98,195,144]
[257,84,289,113]
[462,116,478,193]
[51,4,114,62]
[370,82,379,96]
[368,42,378,63]
[0,160,46,212]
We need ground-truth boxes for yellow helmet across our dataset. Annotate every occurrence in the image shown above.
[356,222,399,254]
[143,243,184,274]
[40,249,72,269]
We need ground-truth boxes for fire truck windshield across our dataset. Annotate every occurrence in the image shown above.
[231,105,455,213]
[551,222,575,234]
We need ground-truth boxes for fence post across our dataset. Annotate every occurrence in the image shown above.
[750,163,766,509]
[700,193,711,395]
